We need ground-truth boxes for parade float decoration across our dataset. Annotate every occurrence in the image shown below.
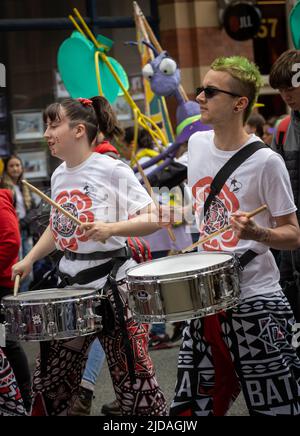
[132,2,210,176]
[290,0,300,49]
[57,8,168,150]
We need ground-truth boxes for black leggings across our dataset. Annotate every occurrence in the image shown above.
[0,287,32,411]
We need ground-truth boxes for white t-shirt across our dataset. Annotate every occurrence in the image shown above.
[14,185,26,219]
[50,152,153,288]
[188,131,297,299]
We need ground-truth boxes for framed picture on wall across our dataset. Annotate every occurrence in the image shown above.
[18,150,48,179]
[129,75,144,100]
[54,70,70,99]
[112,96,132,121]
[0,95,7,119]
[12,110,44,143]
[0,131,9,157]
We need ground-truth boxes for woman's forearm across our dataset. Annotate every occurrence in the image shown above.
[111,212,160,237]
[25,225,56,263]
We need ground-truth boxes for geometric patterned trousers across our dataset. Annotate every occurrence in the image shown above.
[170,291,300,416]
[31,283,167,416]
[0,347,26,416]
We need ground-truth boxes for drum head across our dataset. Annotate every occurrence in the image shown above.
[2,288,97,303]
[127,252,234,279]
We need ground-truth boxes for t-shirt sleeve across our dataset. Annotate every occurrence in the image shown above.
[259,153,297,217]
[110,161,153,216]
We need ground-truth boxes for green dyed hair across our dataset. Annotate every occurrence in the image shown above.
[211,56,263,122]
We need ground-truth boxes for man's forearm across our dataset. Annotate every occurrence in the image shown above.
[25,226,56,263]
[254,224,300,250]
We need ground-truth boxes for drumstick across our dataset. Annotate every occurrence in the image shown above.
[13,274,20,297]
[181,204,268,254]
[132,156,177,242]
[22,180,82,226]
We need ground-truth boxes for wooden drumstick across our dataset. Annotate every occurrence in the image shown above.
[13,274,21,297]
[181,204,268,254]
[22,180,82,226]
[132,157,177,242]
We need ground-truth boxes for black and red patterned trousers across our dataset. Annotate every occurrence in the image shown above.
[0,347,26,416]
[170,291,300,416]
[31,283,167,416]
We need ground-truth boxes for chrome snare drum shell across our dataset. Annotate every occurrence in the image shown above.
[126,252,240,323]
[1,288,103,341]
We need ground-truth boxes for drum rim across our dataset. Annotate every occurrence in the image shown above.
[126,251,237,282]
[2,287,98,303]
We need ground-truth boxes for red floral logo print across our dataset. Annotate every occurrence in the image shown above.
[192,176,240,251]
[50,190,94,251]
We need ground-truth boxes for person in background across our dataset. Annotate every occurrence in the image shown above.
[0,154,35,291]
[122,127,193,349]
[245,113,265,138]
[269,49,300,323]
[262,116,278,146]
[0,188,32,413]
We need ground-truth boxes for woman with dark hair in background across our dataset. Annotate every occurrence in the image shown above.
[0,154,35,291]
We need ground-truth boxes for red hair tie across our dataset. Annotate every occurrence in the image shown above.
[77,97,93,107]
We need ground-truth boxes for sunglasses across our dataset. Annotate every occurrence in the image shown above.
[196,86,242,99]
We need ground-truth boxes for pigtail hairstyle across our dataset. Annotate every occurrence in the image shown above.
[91,96,124,141]
[44,96,124,144]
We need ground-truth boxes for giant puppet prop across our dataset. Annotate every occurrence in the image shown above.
[57,8,168,150]
[131,2,211,178]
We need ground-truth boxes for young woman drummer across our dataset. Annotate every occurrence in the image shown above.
[12,96,167,416]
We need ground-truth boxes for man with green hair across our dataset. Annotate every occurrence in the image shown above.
[168,56,300,416]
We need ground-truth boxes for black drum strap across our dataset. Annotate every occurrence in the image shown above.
[238,249,259,269]
[204,141,268,216]
[203,142,266,266]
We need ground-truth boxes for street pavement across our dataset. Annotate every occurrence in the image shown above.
[22,328,248,416]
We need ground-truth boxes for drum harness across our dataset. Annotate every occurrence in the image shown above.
[55,244,137,384]
[203,140,269,270]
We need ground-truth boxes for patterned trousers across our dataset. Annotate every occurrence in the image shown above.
[170,291,300,416]
[31,283,167,416]
[0,347,26,416]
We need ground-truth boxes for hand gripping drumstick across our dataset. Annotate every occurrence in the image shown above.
[22,180,82,226]
[13,274,21,297]
[181,204,268,254]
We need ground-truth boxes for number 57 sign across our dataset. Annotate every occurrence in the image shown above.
[256,18,278,38]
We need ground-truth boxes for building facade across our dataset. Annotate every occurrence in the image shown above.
[0,0,296,180]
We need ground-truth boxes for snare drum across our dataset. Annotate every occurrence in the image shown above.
[126,252,240,323]
[1,288,103,341]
